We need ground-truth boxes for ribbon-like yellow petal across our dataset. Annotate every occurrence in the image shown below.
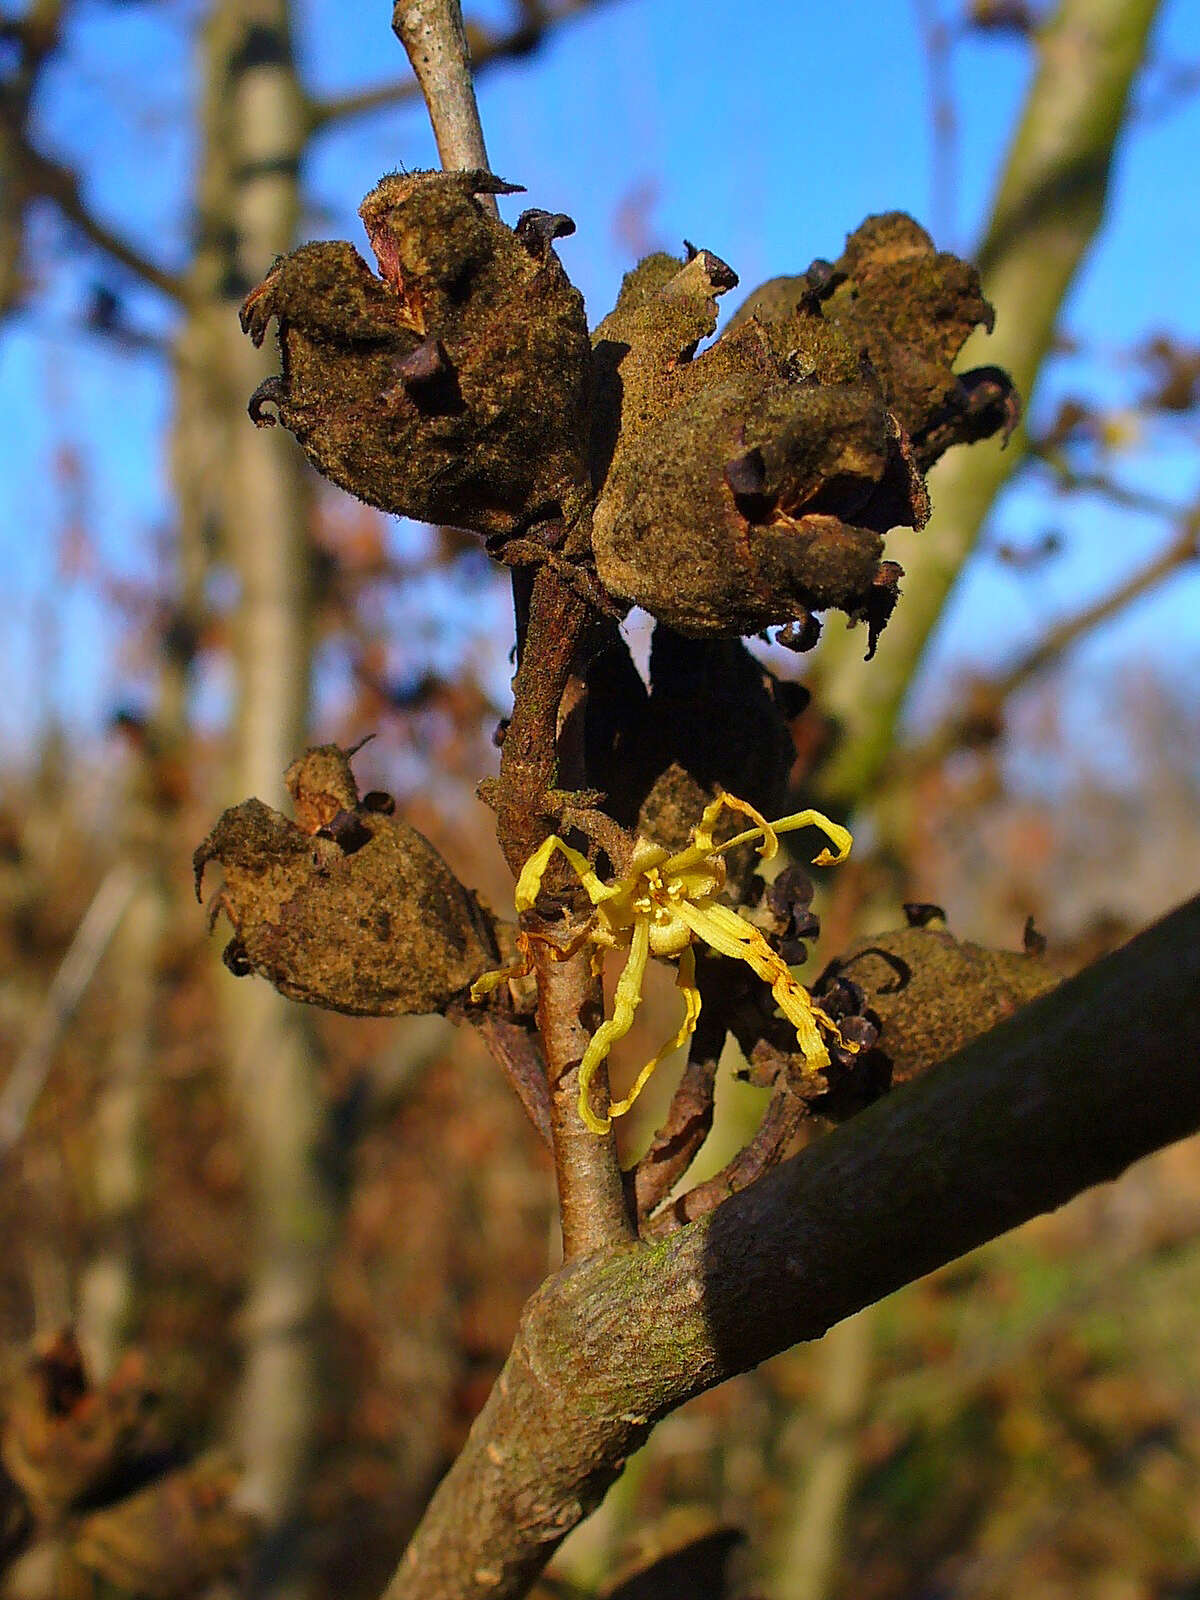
[716,807,852,868]
[577,919,651,1134]
[674,900,832,1069]
[607,945,702,1124]
[514,834,617,913]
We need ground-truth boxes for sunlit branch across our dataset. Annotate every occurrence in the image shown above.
[310,0,613,131]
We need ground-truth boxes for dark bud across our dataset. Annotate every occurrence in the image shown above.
[515,209,576,261]
[903,901,946,928]
[821,974,867,1020]
[696,248,738,292]
[1023,914,1047,956]
[776,611,822,653]
[778,935,815,965]
[492,717,510,748]
[767,863,815,918]
[961,364,1022,446]
[248,375,285,428]
[393,337,463,416]
[395,336,449,386]
[361,790,395,815]
[222,940,252,977]
[316,809,372,855]
[772,678,811,719]
[801,256,838,304]
[724,445,773,522]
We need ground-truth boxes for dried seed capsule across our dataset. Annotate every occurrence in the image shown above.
[737,212,1019,472]
[817,924,1059,1091]
[194,746,499,1017]
[241,170,593,544]
[589,247,931,638]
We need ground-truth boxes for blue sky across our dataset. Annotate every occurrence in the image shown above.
[0,0,1197,759]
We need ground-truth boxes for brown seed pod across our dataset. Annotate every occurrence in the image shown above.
[589,247,931,638]
[194,745,499,1017]
[817,923,1060,1093]
[67,1454,255,1599]
[241,170,593,544]
[737,212,1019,471]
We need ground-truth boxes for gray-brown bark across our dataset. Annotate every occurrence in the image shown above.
[385,892,1200,1600]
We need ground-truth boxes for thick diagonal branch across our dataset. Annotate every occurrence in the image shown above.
[383,891,1200,1600]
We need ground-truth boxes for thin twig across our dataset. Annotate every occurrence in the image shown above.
[912,0,959,245]
[0,862,141,1157]
[11,134,189,303]
[311,1,613,130]
[642,1076,809,1240]
[1028,451,1189,519]
[465,1007,554,1146]
[909,506,1200,772]
[628,1021,721,1225]
[392,0,494,194]
[496,564,594,872]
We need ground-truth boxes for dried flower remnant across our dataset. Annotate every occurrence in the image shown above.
[64,1455,255,1599]
[472,793,853,1133]
[589,214,1015,645]
[0,1331,163,1525]
[814,923,1059,1094]
[240,169,592,545]
[194,744,498,1016]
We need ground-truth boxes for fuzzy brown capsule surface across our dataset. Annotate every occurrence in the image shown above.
[590,215,1015,643]
[241,170,592,544]
[194,746,498,1016]
[817,923,1059,1094]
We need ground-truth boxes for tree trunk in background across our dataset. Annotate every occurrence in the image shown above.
[75,752,166,1378]
[769,1310,875,1600]
[760,8,1161,1583]
[811,0,1161,811]
[196,5,328,1593]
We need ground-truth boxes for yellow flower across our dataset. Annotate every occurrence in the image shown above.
[472,794,853,1135]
